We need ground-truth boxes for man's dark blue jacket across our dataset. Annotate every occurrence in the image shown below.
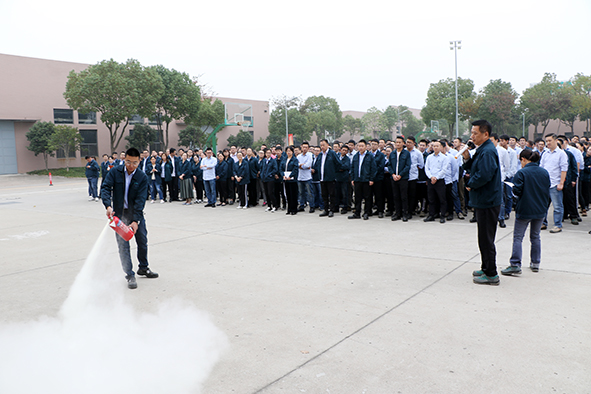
[313,149,342,182]
[513,162,550,220]
[350,152,377,182]
[233,160,251,185]
[101,165,148,224]
[260,158,278,182]
[388,149,411,180]
[85,159,100,178]
[372,150,386,178]
[462,138,502,209]
[336,154,351,183]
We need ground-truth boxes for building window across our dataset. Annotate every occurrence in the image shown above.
[56,148,77,158]
[54,109,74,124]
[129,114,144,125]
[148,114,162,126]
[80,130,98,157]
[78,111,96,124]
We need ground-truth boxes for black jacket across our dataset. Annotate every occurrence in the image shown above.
[101,165,148,224]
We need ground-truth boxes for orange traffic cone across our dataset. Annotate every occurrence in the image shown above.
[49,172,53,186]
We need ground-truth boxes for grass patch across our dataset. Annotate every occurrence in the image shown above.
[28,167,87,178]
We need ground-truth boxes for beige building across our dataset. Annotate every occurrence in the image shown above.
[0,53,269,174]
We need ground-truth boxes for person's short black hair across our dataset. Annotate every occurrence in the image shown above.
[419,139,428,145]
[472,119,492,135]
[170,148,176,154]
[301,141,309,147]
[348,139,356,145]
[406,136,416,143]
[275,145,283,151]
[85,155,91,160]
[454,137,463,143]
[534,138,544,144]
[205,147,212,152]
[395,136,405,142]
[520,149,541,163]
[285,145,295,154]
[102,154,108,157]
[500,134,510,141]
[510,136,518,141]
[440,140,447,147]
[320,139,329,144]
[358,139,367,145]
[126,148,140,158]
[341,145,349,151]
[519,136,527,141]
[545,133,557,140]
[371,138,379,143]
[112,151,118,155]
[490,133,499,141]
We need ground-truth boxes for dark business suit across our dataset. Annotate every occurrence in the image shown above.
[388,149,411,218]
[169,155,181,201]
[314,149,342,213]
[350,151,377,216]
[371,149,386,214]
[101,165,150,276]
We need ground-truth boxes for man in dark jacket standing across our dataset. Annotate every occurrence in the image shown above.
[349,140,377,220]
[101,148,159,289]
[461,120,503,285]
[315,139,342,217]
[85,156,100,202]
[389,136,412,221]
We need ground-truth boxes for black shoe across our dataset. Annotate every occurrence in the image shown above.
[137,268,159,278]
[457,212,465,220]
[402,216,408,222]
[126,275,137,289]
[470,216,477,223]
[297,206,305,212]
[385,211,393,217]
[504,214,510,220]
[319,211,329,217]
[378,212,384,218]
[340,208,347,214]
[499,219,506,228]
[571,218,579,225]
[391,215,401,221]
[309,208,315,213]
[424,216,435,222]
[228,201,234,205]
[291,212,296,215]
[434,213,440,219]
[328,211,334,218]
[440,217,446,223]
[348,214,361,219]
[363,213,369,220]
[286,212,291,215]
[577,216,582,222]
[447,215,454,221]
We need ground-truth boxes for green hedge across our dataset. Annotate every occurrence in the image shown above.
[28,167,87,178]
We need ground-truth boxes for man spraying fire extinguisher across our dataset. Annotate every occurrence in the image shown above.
[101,147,159,289]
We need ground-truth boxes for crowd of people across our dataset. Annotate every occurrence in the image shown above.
[85,133,591,230]
[87,120,590,287]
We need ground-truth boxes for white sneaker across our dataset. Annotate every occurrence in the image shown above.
[243,206,248,209]
[94,197,99,202]
[160,200,165,204]
[236,205,243,209]
[88,196,94,201]
[271,207,276,212]
[150,200,155,204]
[265,207,271,212]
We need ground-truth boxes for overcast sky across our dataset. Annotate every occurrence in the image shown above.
[2,0,590,112]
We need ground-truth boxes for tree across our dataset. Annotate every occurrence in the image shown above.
[476,79,518,134]
[152,65,201,149]
[342,114,362,137]
[401,114,424,138]
[49,125,83,172]
[178,125,207,150]
[361,107,386,138]
[64,58,164,153]
[570,73,591,132]
[125,124,157,151]
[227,131,254,148]
[301,96,343,139]
[519,73,565,135]
[420,77,476,138]
[268,107,308,145]
[26,121,55,171]
[383,106,398,133]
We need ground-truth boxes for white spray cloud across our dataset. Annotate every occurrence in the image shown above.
[0,230,50,241]
[0,225,227,394]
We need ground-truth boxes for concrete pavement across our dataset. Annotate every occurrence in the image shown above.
[1,174,590,393]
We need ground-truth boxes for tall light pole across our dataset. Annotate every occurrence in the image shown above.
[283,96,298,147]
[450,40,461,138]
[397,107,409,137]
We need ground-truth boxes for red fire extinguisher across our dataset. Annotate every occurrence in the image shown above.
[109,216,135,241]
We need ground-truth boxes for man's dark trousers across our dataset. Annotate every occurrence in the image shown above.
[170,176,179,201]
[371,180,385,213]
[354,181,371,216]
[392,178,409,218]
[321,181,337,212]
[427,179,446,217]
[475,205,501,277]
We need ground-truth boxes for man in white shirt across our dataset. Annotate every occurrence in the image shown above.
[540,134,568,233]
[296,141,315,213]
[500,135,519,220]
[491,134,510,228]
[200,148,218,207]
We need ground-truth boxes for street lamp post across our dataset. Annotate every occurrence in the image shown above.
[450,40,461,139]
[522,112,526,138]
[397,107,409,137]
